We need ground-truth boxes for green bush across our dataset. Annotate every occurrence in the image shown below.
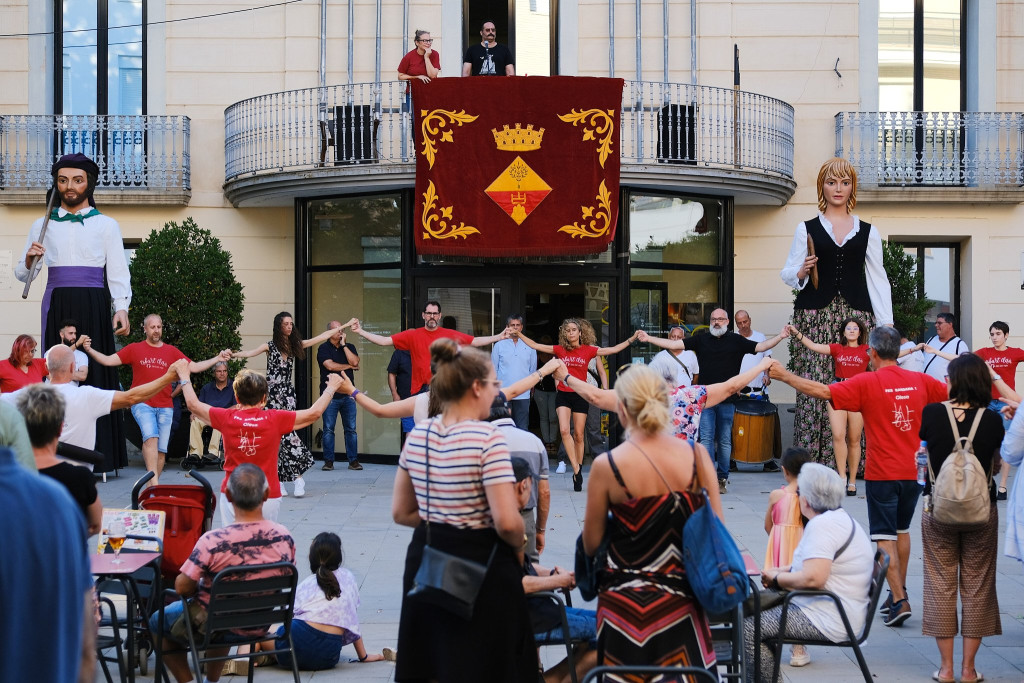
[121,217,245,389]
[883,239,934,341]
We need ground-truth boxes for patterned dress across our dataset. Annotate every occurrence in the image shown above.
[597,454,717,682]
[265,340,313,482]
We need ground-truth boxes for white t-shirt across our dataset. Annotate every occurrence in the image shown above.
[897,341,924,373]
[920,335,968,382]
[648,349,699,388]
[738,330,769,389]
[71,349,89,386]
[790,509,874,642]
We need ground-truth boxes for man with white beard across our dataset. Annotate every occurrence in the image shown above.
[640,309,788,493]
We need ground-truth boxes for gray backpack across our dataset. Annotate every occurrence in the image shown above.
[927,403,991,525]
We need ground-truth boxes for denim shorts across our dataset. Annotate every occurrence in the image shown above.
[533,607,598,648]
[273,619,355,671]
[865,479,921,541]
[149,600,252,645]
[131,403,174,453]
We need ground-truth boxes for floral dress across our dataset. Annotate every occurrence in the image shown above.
[266,340,313,482]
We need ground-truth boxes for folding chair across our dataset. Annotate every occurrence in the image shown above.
[766,550,890,683]
[532,590,590,683]
[96,596,128,683]
[176,562,300,683]
[582,664,719,683]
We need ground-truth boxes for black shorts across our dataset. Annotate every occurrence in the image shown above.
[864,479,921,541]
[555,390,590,414]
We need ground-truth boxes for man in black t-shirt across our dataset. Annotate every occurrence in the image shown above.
[639,309,788,493]
[316,321,360,470]
[462,21,515,76]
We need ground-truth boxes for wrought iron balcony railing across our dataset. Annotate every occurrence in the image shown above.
[835,111,1023,188]
[224,80,794,182]
[0,114,191,203]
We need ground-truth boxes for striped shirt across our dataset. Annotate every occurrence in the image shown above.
[399,417,515,529]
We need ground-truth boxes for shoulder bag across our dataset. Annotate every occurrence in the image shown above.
[406,421,497,620]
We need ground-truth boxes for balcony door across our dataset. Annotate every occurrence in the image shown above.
[877,0,966,185]
[462,0,558,77]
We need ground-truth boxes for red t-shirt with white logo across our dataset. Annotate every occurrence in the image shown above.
[392,327,475,393]
[975,346,1024,400]
[553,344,599,392]
[829,343,870,379]
[209,407,296,498]
[829,365,948,481]
[115,341,190,407]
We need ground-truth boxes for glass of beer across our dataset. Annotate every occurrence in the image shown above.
[107,519,127,564]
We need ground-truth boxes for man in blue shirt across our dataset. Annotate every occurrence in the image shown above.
[317,320,360,470]
[187,360,236,459]
[0,445,95,682]
[491,313,537,430]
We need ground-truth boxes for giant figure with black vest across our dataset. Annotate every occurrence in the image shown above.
[780,157,893,470]
[14,153,131,472]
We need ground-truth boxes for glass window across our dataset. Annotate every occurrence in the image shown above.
[310,269,402,456]
[630,267,721,365]
[878,0,962,112]
[424,286,503,337]
[309,195,403,267]
[515,0,552,76]
[629,195,723,266]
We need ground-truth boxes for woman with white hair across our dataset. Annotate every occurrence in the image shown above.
[743,463,874,683]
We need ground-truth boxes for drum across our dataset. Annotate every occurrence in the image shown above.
[731,399,781,464]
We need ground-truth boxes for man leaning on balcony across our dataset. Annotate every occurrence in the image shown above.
[14,153,131,471]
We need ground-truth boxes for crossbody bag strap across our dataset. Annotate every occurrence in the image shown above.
[422,418,438,547]
[667,351,693,380]
[923,337,954,374]
[833,510,857,560]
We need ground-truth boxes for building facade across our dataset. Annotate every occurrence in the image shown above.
[2,0,1022,457]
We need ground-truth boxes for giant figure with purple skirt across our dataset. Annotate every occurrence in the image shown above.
[14,153,130,472]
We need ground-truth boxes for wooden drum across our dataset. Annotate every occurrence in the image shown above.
[731,399,781,464]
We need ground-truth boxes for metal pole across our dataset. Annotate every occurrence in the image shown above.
[609,0,615,77]
[690,0,697,86]
[635,0,642,82]
[663,0,669,83]
[320,0,327,90]
[347,0,354,85]
[733,44,740,168]
[374,0,382,84]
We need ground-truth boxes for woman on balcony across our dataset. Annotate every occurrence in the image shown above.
[779,157,893,471]
[397,29,440,86]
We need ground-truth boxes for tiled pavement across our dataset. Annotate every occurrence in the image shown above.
[93,440,1024,682]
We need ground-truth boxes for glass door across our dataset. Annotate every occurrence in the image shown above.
[414,279,510,338]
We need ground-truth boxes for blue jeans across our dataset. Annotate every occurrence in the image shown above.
[534,607,598,648]
[322,395,358,463]
[988,399,1012,431]
[699,401,735,480]
[132,403,174,453]
[149,600,252,645]
[509,399,530,431]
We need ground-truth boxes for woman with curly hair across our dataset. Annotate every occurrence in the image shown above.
[788,317,870,495]
[780,157,893,469]
[234,312,349,497]
[0,334,48,393]
[519,320,637,491]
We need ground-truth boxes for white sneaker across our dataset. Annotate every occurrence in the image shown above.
[280,486,288,497]
[293,477,305,498]
[556,461,567,474]
[789,645,810,667]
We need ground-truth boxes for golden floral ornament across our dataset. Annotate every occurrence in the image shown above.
[559,181,612,239]
[421,181,480,240]
[420,109,478,169]
[557,108,616,168]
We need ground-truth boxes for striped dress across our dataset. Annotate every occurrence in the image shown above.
[597,454,717,682]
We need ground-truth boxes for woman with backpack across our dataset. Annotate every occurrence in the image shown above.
[918,353,1005,683]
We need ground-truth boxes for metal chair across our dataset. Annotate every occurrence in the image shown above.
[765,550,890,683]
[176,562,300,683]
[532,590,591,683]
[96,596,128,683]
[582,664,719,683]
[707,602,745,682]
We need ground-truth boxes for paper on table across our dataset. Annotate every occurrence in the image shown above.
[97,508,165,553]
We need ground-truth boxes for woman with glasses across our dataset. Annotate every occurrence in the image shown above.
[581,364,722,679]
[517,320,638,492]
[0,334,48,393]
[392,338,536,682]
[780,158,893,481]
[788,318,870,494]
[746,463,873,683]
[398,30,440,85]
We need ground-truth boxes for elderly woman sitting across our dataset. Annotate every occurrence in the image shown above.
[743,463,874,683]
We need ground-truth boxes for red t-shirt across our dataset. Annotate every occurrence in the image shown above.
[0,358,48,393]
[829,343,870,379]
[398,48,441,92]
[829,365,948,481]
[115,342,190,407]
[553,345,599,392]
[392,327,474,392]
[209,407,295,498]
[975,346,1024,400]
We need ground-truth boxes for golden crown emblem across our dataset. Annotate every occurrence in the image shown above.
[492,124,545,151]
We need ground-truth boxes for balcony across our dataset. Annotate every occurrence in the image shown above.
[223,80,795,207]
[835,111,1024,203]
[0,114,191,205]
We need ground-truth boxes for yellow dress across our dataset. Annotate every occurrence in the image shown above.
[764,487,803,570]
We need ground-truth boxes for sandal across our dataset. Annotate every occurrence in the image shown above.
[997,487,1007,501]
[846,483,857,496]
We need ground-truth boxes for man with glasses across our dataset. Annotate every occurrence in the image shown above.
[350,300,509,395]
[918,312,968,383]
[462,21,515,77]
[491,314,536,430]
[639,308,789,493]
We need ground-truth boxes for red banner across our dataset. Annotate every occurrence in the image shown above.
[412,76,623,257]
